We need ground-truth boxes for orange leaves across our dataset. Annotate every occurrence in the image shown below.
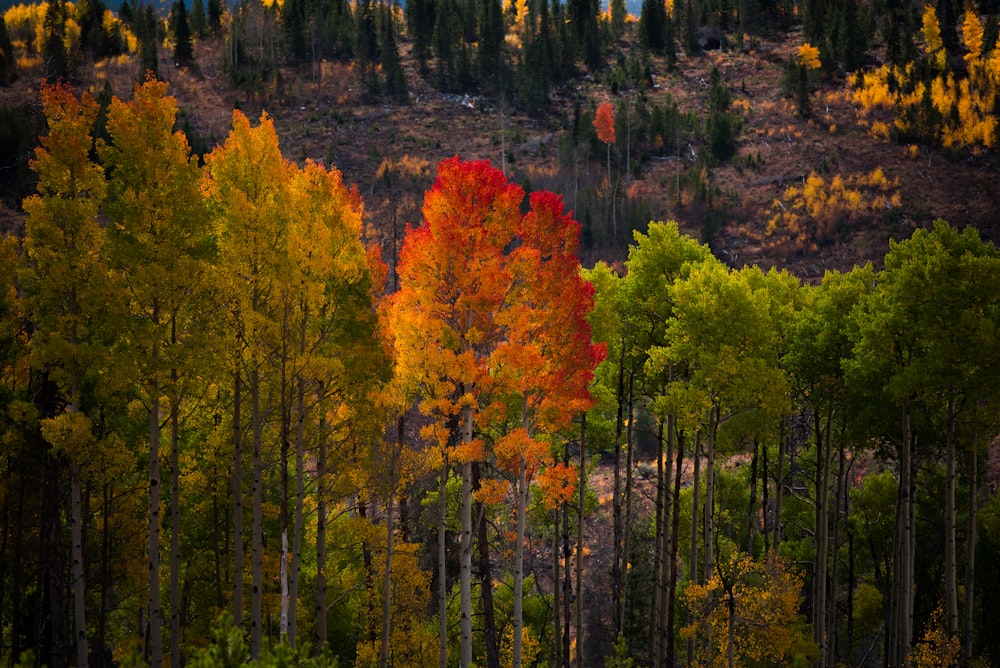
[798,42,822,70]
[536,462,577,510]
[593,101,616,145]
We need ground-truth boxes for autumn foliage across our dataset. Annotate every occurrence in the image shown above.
[594,101,616,145]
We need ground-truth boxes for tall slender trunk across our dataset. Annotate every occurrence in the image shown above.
[704,409,716,585]
[380,487,394,668]
[944,395,958,637]
[250,367,264,659]
[290,378,306,646]
[315,402,328,650]
[554,505,562,668]
[561,442,571,668]
[612,350,626,639]
[474,462,500,668]
[149,392,163,668]
[513,456,527,668]
[460,403,474,668]
[814,404,833,667]
[438,457,448,668]
[666,427,684,667]
[170,392,181,668]
[621,382,635,636]
[828,431,847,667]
[70,459,88,668]
[774,418,786,552]
[575,414,586,668]
[652,418,666,667]
[279,306,291,643]
[889,398,914,667]
[232,372,244,627]
[962,448,977,664]
[655,416,674,666]
[762,432,770,554]
[688,429,701,665]
[747,440,758,555]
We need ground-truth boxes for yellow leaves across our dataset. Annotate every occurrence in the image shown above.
[851,8,999,152]
[40,411,93,461]
[682,553,815,666]
[921,4,947,70]
[963,10,984,73]
[798,42,821,70]
[911,604,961,668]
[768,169,900,252]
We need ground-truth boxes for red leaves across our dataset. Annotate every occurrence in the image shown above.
[594,101,616,146]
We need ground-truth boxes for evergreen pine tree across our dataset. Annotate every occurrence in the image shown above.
[172,0,193,65]
[639,0,667,53]
[664,10,677,70]
[207,0,222,36]
[478,0,503,90]
[42,0,69,80]
[379,4,407,101]
[610,0,626,41]
[191,0,207,39]
[407,0,436,72]
[0,16,16,85]
[138,4,159,79]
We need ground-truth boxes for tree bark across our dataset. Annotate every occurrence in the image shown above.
[704,408,716,586]
[149,392,163,668]
[612,349,626,639]
[474,462,501,668]
[460,403,474,668]
[962,448,977,665]
[944,394,958,637]
[575,414,587,668]
[250,367,264,659]
[315,402,328,650]
[170,394,181,668]
[513,456,527,668]
[232,371,244,628]
[438,456,448,668]
[289,378,306,647]
[666,426,684,667]
[814,404,833,667]
[70,459,88,668]
[380,487,394,668]
[687,429,701,665]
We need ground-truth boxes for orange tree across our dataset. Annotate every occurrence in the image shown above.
[387,157,602,668]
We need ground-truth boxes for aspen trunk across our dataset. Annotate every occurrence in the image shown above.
[438,458,448,668]
[250,367,263,659]
[687,429,701,665]
[380,488,394,668]
[474,463,501,668]
[944,395,957,637]
[290,381,305,647]
[170,397,181,668]
[611,353,625,638]
[962,448,977,664]
[666,426,684,667]
[232,372,244,627]
[149,393,163,668]
[575,414,586,668]
[814,405,833,667]
[513,457,527,668]
[70,459,88,668]
[704,409,716,584]
[460,403,474,668]
[315,405,328,650]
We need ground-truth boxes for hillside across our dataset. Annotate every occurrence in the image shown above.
[2,26,999,279]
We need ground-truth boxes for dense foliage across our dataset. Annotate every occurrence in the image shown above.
[2,0,1000,666]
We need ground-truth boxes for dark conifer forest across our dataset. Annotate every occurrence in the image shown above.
[1,0,1000,666]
